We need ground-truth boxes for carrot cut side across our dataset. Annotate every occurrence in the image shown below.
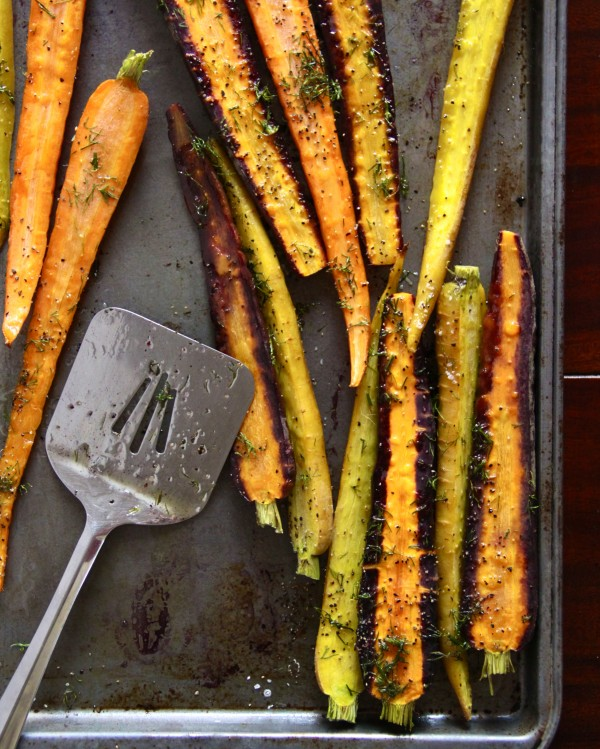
[160,0,326,278]
[206,139,333,576]
[434,265,486,720]
[463,230,537,687]
[4,0,87,345]
[243,0,370,387]
[0,51,151,589]
[315,254,405,720]
[315,0,403,266]
[357,292,436,728]
[167,105,295,530]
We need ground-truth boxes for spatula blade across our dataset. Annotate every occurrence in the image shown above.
[45,307,254,523]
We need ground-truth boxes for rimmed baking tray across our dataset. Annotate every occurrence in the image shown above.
[0,0,564,746]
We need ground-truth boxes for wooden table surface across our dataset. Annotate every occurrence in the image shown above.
[551,0,600,746]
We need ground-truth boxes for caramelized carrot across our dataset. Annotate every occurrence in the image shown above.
[0,0,15,246]
[357,292,436,728]
[244,0,371,387]
[315,0,403,266]
[207,139,333,576]
[4,0,87,345]
[315,255,405,720]
[463,230,537,688]
[167,105,295,533]
[0,51,151,589]
[160,0,326,278]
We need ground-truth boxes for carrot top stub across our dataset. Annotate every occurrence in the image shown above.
[117,49,153,84]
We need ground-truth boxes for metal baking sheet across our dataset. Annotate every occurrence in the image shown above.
[0,0,564,746]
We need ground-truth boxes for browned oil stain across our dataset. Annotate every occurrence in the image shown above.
[131,575,170,655]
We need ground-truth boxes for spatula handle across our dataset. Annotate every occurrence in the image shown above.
[0,516,108,749]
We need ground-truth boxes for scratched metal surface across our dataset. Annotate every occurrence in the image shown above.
[0,0,563,746]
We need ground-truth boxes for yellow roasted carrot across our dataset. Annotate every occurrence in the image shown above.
[208,139,334,577]
[434,265,486,720]
[244,0,371,387]
[0,50,151,589]
[407,0,515,351]
[0,0,15,246]
[4,0,87,345]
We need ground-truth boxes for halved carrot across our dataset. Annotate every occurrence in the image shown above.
[0,50,151,589]
[244,0,371,387]
[0,0,15,246]
[406,0,515,351]
[4,0,87,345]
[206,139,333,577]
[434,265,486,720]
[463,230,537,688]
[315,0,403,266]
[357,292,437,728]
[315,254,405,720]
[167,105,295,533]
[160,0,326,278]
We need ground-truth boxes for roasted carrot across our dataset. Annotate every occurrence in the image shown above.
[0,0,15,247]
[357,292,436,728]
[314,0,403,266]
[434,265,486,720]
[315,254,405,720]
[160,0,326,278]
[406,0,515,351]
[244,0,371,387]
[167,104,295,532]
[0,50,151,589]
[4,0,87,345]
[463,231,537,689]
[206,138,333,577]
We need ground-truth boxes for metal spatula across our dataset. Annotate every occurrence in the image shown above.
[0,307,254,748]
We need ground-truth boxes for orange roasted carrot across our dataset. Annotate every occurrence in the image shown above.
[244,0,370,387]
[0,0,15,247]
[0,50,151,589]
[3,0,87,345]
[357,292,437,728]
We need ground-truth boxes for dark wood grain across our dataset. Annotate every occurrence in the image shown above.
[552,0,600,745]
[564,0,600,372]
[552,379,600,747]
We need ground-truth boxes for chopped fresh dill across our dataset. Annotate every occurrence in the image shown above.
[296,39,342,107]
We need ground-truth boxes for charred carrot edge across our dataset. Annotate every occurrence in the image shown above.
[463,230,537,692]
[314,0,403,266]
[357,292,436,729]
[4,0,87,345]
[206,138,333,577]
[244,0,370,387]
[407,0,515,351]
[315,254,405,721]
[0,50,151,589]
[434,265,486,720]
[167,104,295,532]
[160,0,326,278]
[0,0,15,247]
